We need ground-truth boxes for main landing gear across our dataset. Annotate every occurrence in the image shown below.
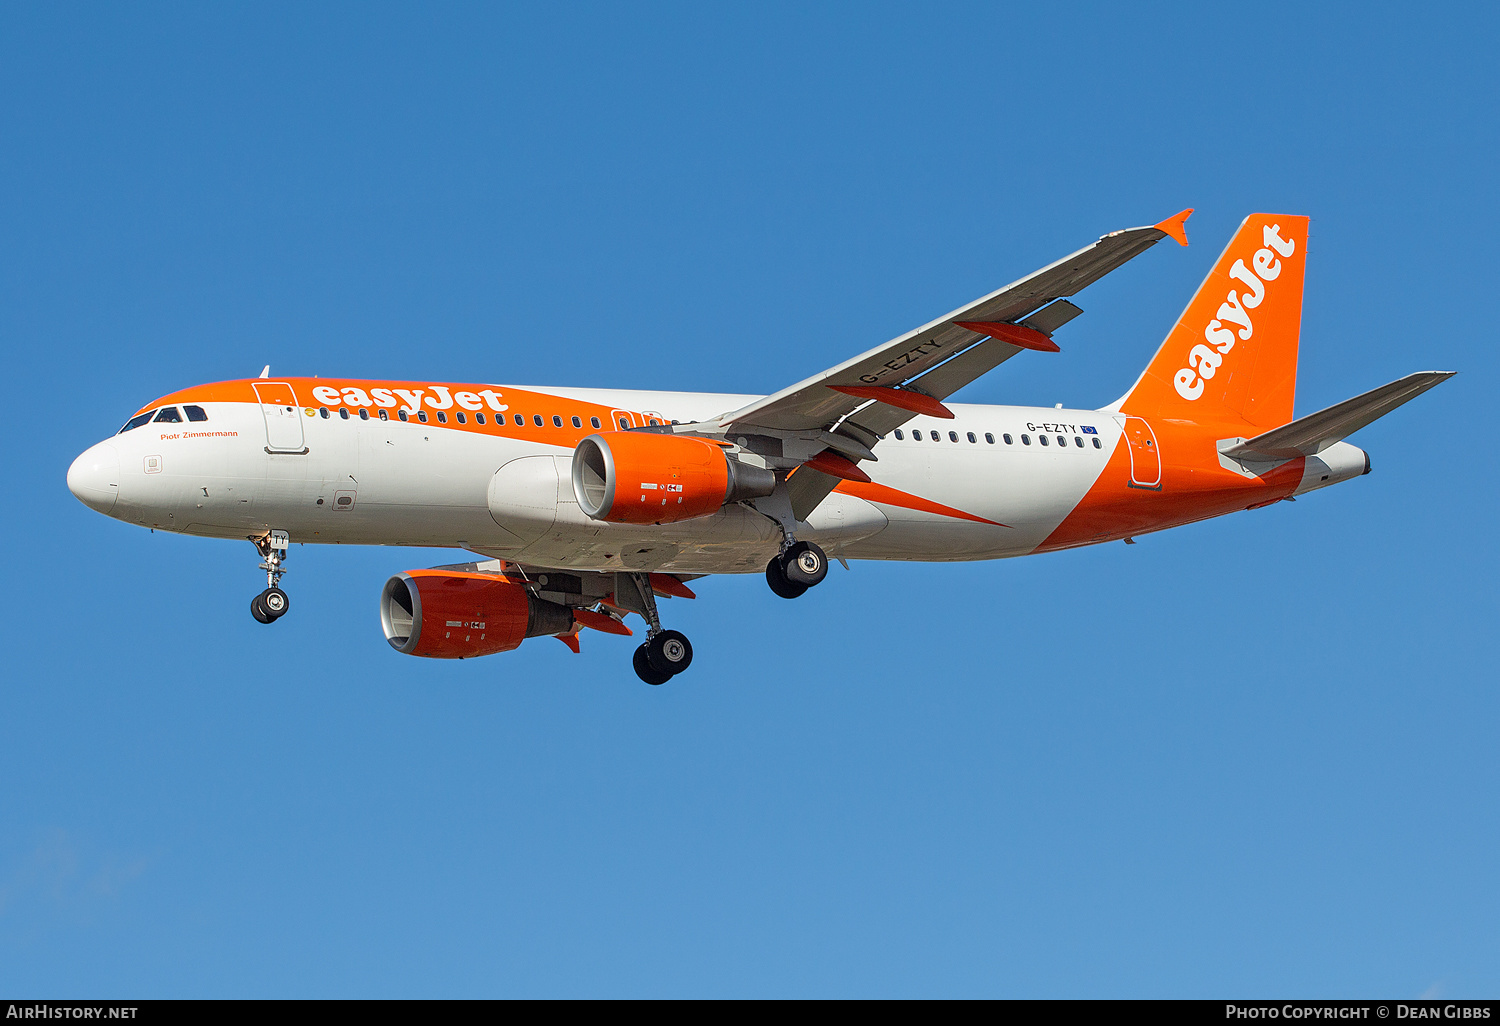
[250,530,292,624]
[750,482,829,600]
[765,540,828,599]
[620,572,694,685]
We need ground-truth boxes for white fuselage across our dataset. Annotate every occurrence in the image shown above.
[69,383,1365,575]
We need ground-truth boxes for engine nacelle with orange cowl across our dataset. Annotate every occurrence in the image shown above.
[572,431,777,525]
[380,569,575,658]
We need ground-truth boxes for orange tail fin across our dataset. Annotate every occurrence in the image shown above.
[1117,213,1309,431]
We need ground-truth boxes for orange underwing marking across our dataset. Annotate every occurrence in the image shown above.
[953,321,1061,352]
[833,479,1009,528]
[649,573,697,599]
[573,608,633,636]
[828,385,955,419]
[803,450,872,483]
[556,630,582,653]
[1153,208,1194,246]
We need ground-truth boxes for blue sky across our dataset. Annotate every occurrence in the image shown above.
[2,2,1496,997]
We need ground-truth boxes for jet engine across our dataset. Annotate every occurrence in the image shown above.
[380,569,574,658]
[572,431,776,525]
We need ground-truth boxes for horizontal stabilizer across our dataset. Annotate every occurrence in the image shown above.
[1222,371,1455,461]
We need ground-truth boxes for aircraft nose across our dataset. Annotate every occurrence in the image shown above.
[68,441,120,514]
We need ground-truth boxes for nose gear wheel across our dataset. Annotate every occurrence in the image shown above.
[249,531,292,623]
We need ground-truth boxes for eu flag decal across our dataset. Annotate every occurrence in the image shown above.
[1081,425,1098,434]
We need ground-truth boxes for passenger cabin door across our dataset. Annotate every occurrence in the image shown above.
[253,382,308,453]
[1123,416,1161,490]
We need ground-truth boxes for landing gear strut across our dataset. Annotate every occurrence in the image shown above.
[751,481,829,600]
[619,572,694,685]
[766,540,828,599]
[250,530,292,624]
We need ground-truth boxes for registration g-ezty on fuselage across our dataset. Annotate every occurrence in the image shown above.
[67,211,1452,683]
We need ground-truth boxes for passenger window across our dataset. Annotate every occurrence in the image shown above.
[948,431,959,442]
[1057,435,1066,447]
[552,415,562,427]
[398,410,409,422]
[184,405,208,422]
[571,416,582,428]
[930,430,940,442]
[1039,434,1048,446]
[619,417,629,429]
[1021,434,1031,445]
[417,411,428,423]
[456,412,466,424]
[359,409,370,420]
[986,433,995,444]
[476,413,485,425]
[119,411,155,433]
[514,414,523,426]
[911,430,920,441]
[319,408,330,419]
[1074,436,1083,447]
[1092,437,1102,449]
[648,418,660,426]
[894,429,904,440]
[534,415,544,427]
[154,407,183,423]
[591,417,601,429]
[967,432,976,443]
[339,408,349,420]
[436,412,447,423]
[379,410,389,421]
[1003,434,1012,444]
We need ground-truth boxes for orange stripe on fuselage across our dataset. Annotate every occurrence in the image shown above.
[138,378,666,448]
[1037,421,1303,551]
[833,479,1009,527]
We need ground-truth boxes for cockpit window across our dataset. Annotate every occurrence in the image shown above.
[119,411,155,433]
[184,405,208,422]
[153,407,183,423]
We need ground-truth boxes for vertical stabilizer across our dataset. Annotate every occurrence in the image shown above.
[1117,214,1309,430]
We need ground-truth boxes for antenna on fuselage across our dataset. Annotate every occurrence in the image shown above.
[259,365,270,378]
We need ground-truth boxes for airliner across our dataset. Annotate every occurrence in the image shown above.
[67,211,1451,683]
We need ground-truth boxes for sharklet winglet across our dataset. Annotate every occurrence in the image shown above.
[1153,208,1193,247]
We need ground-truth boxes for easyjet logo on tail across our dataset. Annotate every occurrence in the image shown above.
[1174,225,1298,401]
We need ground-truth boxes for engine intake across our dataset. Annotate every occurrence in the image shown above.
[380,570,574,658]
[572,431,776,525]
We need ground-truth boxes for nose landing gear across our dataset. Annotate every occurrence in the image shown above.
[250,530,292,624]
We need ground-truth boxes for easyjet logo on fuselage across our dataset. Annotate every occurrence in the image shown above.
[310,384,509,414]
[1173,224,1297,401]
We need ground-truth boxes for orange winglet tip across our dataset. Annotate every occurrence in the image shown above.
[573,608,633,636]
[1153,208,1193,246]
[556,632,581,653]
[828,384,954,419]
[649,573,696,600]
[803,449,872,483]
[954,321,1061,353]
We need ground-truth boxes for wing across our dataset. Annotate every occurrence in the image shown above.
[692,210,1192,517]
[715,208,1192,436]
